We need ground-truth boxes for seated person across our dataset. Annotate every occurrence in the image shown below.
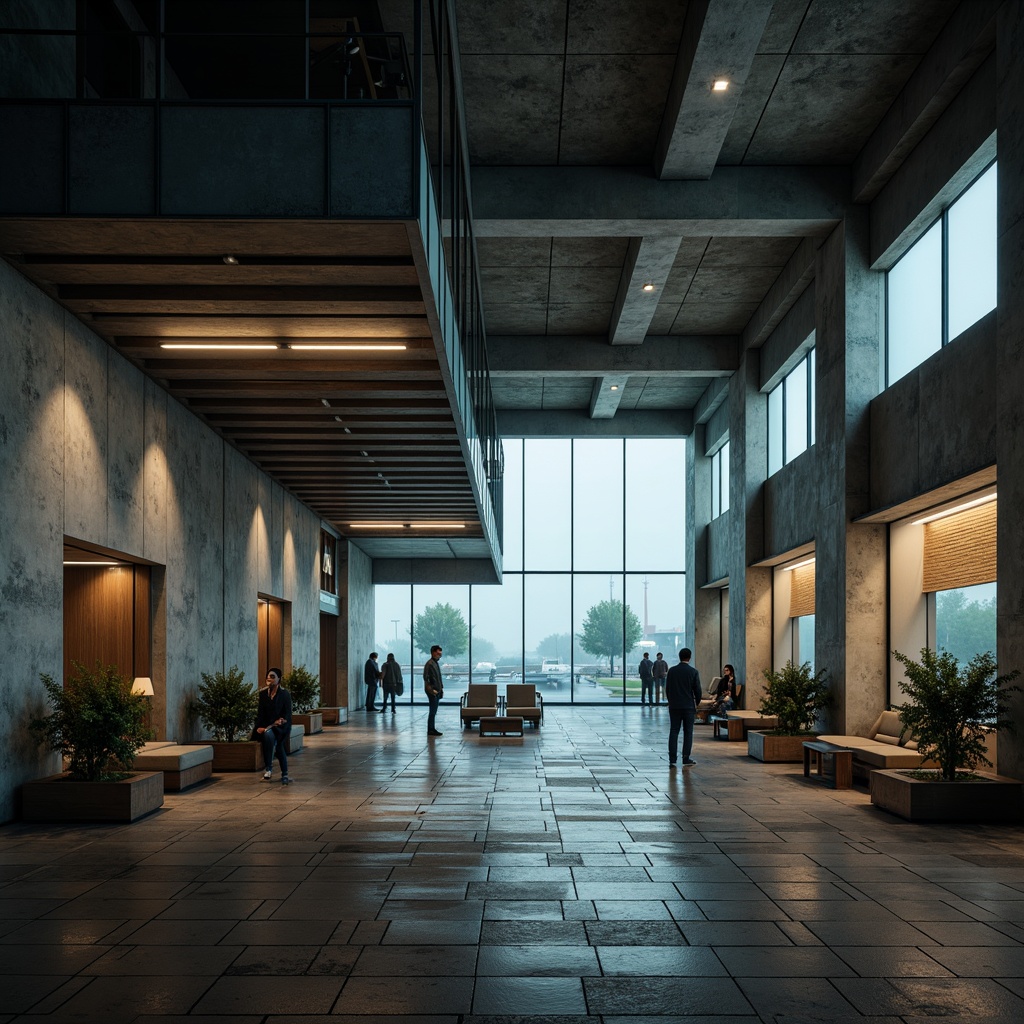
[711,664,739,714]
[253,668,292,784]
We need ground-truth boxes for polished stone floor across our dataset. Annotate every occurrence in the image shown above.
[3,705,1024,1024]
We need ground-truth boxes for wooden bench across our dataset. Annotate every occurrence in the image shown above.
[710,714,745,741]
[319,707,348,725]
[802,739,854,790]
[479,716,524,736]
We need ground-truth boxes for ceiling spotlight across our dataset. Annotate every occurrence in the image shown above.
[610,385,619,391]
[712,78,730,92]
[321,398,332,408]
[222,255,239,265]
[642,282,655,292]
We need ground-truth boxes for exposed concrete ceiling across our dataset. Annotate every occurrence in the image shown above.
[451,0,968,427]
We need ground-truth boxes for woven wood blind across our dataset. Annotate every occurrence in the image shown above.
[788,562,816,618]
[922,502,996,593]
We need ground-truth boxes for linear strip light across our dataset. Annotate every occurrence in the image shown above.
[409,522,466,529]
[911,492,996,526]
[349,522,406,529]
[348,522,467,530]
[63,560,125,566]
[159,342,279,350]
[783,556,815,571]
[289,343,407,351]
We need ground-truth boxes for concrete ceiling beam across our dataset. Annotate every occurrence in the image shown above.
[852,0,998,203]
[497,409,693,438]
[655,0,775,180]
[742,237,819,351]
[589,376,630,419]
[472,165,849,238]
[609,237,683,345]
[694,377,730,426]
[487,335,740,377]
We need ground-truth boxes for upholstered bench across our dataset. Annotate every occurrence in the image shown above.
[134,742,214,791]
[286,723,304,754]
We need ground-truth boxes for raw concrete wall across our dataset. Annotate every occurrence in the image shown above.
[345,542,375,711]
[0,258,323,821]
[763,447,817,559]
[869,311,996,512]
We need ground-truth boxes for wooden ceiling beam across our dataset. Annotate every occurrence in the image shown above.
[90,315,430,337]
[148,363,441,381]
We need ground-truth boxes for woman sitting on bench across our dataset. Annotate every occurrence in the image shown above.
[711,664,739,714]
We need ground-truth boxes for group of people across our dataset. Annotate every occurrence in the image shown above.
[365,646,444,736]
[255,647,738,780]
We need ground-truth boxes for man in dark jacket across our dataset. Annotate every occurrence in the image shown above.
[665,648,703,768]
[638,652,655,705]
[364,652,381,711]
[254,668,292,783]
[423,644,444,736]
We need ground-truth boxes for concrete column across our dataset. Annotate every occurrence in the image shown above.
[996,0,1024,779]
[728,351,772,706]
[814,210,887,734]
[689,424,720,665]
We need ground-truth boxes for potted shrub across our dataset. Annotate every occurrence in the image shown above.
[24,663,163,822]
[748,660,831,763]
[190,666,262,771]
[285,665,322,734]
[870,648,1022,822]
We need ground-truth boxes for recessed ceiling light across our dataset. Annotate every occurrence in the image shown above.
[349,522,406,529]
[410,522,465,529]
[712,78,730,92]
[321,399,332,408]
[642,282,655,292]
[222,255,240,265]
[610,385,619,391]
[911,492,997,526]
[288,343,407,351]
[783,556,815,571]
[159,342,278,350]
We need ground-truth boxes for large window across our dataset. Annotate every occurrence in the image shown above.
[767,348,815,476]
[887,163,997,387]
[373,438,687,704]
[711,441,729,519]
[933,583,996,667]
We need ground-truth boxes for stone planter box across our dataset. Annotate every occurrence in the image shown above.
[22,771,164,822]
[293,712,322,735]
[319,707,348,725]
[870,769,1024,822]
[748,730,817,763]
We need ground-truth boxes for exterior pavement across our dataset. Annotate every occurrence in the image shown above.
[2,706,1024,1024]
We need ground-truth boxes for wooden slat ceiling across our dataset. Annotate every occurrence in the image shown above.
[0,219,483,536]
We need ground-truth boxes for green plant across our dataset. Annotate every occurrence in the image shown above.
[893,647,1019,781]
[758,660,831,735]
[191,665,257,741]
[29,663,150,781]
[284,664,320,713]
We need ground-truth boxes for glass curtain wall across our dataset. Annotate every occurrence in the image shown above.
[372,437,687,705]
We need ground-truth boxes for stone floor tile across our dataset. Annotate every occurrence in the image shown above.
[0,944,108,975]
[481,921,589,945]
[595,944,728,976]
[677,921,793,946]
[833,976,1024,1016]
[476,944,599,976]
[735,976,859,1018]
[193,975,342,1015]
[223,920,337,945]
[695,900,790,921]
[382,919,482,945]
[584,976,752,1016]
[333,975,473,1015]
[382,899,484,919]
[90,943,242,975]
[593,900,673,920]
[59,974,218,1017]
[351,944,478,976]
[483,900,565,920]
[471,976,586,1015]
[924,945,1024,976]
[716,945,857,977]
[803,919,936,946]
[776,899,902,921]
[560,900,597,920]
[583,920,686,945]
[910,920,1024,945]
[0,976,72,1014]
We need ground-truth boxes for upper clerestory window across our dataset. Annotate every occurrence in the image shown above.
[886,162,997,388]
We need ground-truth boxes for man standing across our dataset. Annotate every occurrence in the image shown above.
[666,648,703,768]
[423,644,444,736]
[652,652,668,705]
[254,668,292,784]
[638,651,655,705]
[364,651,381,711]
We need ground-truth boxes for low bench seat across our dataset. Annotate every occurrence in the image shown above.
[134,742,214,791]
[818,710,939,778]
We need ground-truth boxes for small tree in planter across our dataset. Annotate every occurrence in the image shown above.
[892,647,1019,781]
[284,665,320,713]
[191,665,257,742]
[24,663,163,822]
[759,660,832,735]
[30,663,150,780]
[284,665,322,734]
[748,660,831,763]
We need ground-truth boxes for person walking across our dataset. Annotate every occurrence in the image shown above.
[423,644,444,736]
[638,651,655,705]
[380,652,402,713]
[364,651,381,711]
[666,647,703,768]
[652,651,668,705]
[254,668,293,784]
